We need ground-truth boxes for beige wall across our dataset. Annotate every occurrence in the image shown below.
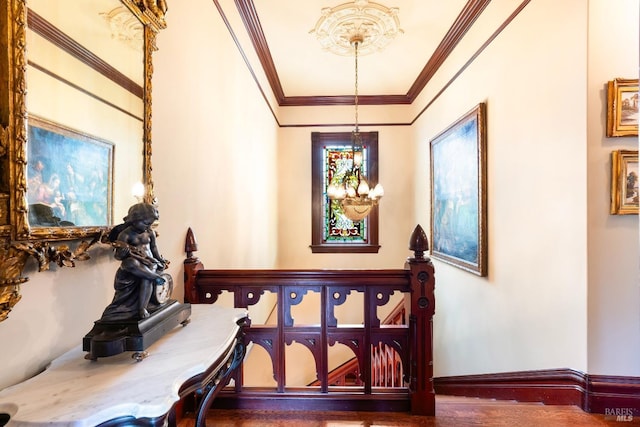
[416,0,590,376]
[0,258,117,389]
[152,0,280,279]
[586,0,639,375]
[0,0,637,392]
[414,0,639,377]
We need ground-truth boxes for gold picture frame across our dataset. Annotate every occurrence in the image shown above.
[610,150,639,215]
[430,103,487,276]
[0,0,168,322]
[606,78,638,137]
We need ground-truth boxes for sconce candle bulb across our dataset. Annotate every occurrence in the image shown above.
[131,182,145,201]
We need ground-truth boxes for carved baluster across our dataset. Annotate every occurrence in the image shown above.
[406,224,436,415]
[183,227,203,303]
[362,285,373,394]
[276,286,286,393]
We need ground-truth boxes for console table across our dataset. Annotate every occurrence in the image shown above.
[0,305,248,427]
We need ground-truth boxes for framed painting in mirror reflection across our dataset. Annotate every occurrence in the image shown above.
[27,116,113,227]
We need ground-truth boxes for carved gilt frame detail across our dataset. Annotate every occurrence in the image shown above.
[0,0,167,321]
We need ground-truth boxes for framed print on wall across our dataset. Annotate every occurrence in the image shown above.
[606,78,638,137]
[610,149,638,215]
[430,103,487,276]
[27,116,114,228]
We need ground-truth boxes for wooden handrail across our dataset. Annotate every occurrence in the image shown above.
[183,225,435,415]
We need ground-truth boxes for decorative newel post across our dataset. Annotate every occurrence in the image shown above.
[406,224,436,415]
[183,227,203,304]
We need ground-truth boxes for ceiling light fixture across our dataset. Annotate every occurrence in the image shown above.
[326,34,384,221]
[312,0,401,222]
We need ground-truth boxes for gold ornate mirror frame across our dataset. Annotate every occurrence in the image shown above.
[0,0,168,321]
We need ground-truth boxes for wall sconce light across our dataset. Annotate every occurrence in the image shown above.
[131,182,145,202]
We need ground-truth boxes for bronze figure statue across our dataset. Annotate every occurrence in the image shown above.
[100,203,168,321]
[83,202,191,360]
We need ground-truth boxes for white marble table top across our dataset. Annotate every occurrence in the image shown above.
[0,304,248,427]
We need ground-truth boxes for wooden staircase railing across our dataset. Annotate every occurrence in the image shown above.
[183,225,436,415]
[311,302,407,388]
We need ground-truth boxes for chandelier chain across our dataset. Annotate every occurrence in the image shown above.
[313,0,392,221]
[354,40,359,132]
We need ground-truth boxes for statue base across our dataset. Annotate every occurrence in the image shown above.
[83,300,192,360]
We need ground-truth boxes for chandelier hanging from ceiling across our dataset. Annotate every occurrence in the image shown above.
[311,0,402,221]
[326,34,383,221]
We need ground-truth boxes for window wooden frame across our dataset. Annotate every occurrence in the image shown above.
[310,131,380,253]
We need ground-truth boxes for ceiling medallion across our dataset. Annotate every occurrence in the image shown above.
[310,0,403,56]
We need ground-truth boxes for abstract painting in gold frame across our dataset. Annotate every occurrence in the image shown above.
[430,103,487,276]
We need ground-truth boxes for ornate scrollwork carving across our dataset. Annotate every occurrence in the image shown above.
[143,26,157,204]
[0,125,8,158]
[143,0,168,21]
[13,233,103,272]
[10,0,30,241]
[124,0,167,33]
[0,0,168,322]
[0,233,104,320]
[0,245,29,322]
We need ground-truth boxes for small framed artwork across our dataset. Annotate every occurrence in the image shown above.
[27,116,114,228]
[607,78,638,137]
[610,149,638,215]
[430,103,487,276]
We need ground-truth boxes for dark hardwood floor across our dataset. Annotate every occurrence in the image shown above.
[179,395,631,426]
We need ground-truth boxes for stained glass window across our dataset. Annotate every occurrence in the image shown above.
[322,144,368,243]
[310,132,380,254]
